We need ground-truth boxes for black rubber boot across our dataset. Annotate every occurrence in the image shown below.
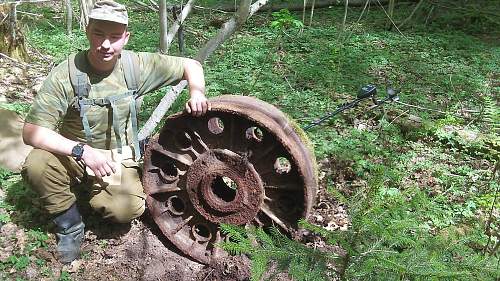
[52,203,85,264]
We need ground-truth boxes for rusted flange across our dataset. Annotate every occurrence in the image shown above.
[143,95,318,264]
[186,149,263,225]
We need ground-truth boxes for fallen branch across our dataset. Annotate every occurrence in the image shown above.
[195,0,251,62]
[16,11,43,17]
[132,0,158,12]
[183,26,208,40]
[148,0,159,10]
[0,52,28,66]
[376,0,405,36]
[138,0,264,140]
[213,0,399,12]
[192,5,231,14]
[397,0,424,28]
[138,80,188,141]
[0,0,50,4]
[394,100,448,115]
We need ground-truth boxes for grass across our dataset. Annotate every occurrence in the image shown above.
[0,168,56,280]
[1,0,498,280]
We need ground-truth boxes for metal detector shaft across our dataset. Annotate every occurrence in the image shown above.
[304,98,365,131]
[303,85,399,131]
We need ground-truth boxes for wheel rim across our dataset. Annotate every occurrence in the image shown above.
[143,95,318,264]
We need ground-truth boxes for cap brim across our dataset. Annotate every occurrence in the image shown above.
[88,15,128,25]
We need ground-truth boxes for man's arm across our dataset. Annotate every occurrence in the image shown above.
[183,58,211,116]
[23,123,116,178]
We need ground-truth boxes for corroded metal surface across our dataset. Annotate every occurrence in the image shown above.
[143,95,318,264]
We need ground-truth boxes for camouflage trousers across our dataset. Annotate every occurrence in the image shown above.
[22,146,145,223]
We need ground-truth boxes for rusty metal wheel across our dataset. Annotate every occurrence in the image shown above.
[143,95,318,264]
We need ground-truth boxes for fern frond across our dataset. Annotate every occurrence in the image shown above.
[220,223,332,280]
[220,223,247,243]
[250,254,269,281]
[254,226,274,249]
[483,95,499,133]
[219,241,247,255]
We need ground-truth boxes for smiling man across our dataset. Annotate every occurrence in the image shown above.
[21,0,210,263]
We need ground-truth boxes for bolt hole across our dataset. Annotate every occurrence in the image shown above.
[167,196,185,215]
[211,176,237,202]
[245,127,264,142]
[274,157,291,174]
[160,162,178,183]
[192,224,212,242]
[208,117,224,135]
[175,132,192,149]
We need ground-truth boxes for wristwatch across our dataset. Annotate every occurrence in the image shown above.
[71,143,85,161]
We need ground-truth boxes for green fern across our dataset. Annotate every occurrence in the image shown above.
[219,183,499,281]
[483,96,499,133]
[219,224,335,281]
[300,185,499,281]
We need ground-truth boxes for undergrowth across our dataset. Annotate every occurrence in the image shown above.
[213,2,499,280]
[0,168,55,280]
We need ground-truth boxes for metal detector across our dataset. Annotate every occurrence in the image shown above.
[304,84,400,131]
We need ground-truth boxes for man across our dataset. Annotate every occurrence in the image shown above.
[22,0,210,263]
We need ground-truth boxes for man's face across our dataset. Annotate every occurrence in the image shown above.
[86,20,130,67]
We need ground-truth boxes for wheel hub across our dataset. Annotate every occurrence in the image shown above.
[186,149,264,225]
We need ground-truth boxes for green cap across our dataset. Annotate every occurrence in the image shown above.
[88,0,128,25]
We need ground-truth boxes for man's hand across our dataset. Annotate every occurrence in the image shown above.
[23,123,116,179]
[81,145,116,178]
[182,58,210,117]
[185,92,211,117]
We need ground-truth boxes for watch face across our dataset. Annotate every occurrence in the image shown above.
[72,144,84,158]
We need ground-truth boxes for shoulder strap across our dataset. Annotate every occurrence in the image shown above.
[68,52,93,145]
[121,50,142,160]
[121,50,140,92]
[68,52,90,98]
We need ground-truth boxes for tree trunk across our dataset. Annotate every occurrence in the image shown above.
[173,6,186,55]
[65,0,73,35]
[0,4,28,62]
[79,0,95,29]
[386,0,395,29]
[159,0,168,53]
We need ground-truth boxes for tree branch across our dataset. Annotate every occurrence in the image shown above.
[0,0,50,4]
[138,0,267,141]
[0,52,27,66]
[165,0,195,51]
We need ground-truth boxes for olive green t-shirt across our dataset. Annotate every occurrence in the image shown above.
[26,51,186,149]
